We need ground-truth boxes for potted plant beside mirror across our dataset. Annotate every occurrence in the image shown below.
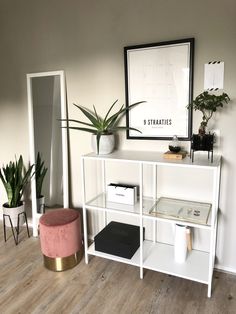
[0,156,33,241]
[35,152,48,214]
[187,91,230,161]
[63,100,144,154]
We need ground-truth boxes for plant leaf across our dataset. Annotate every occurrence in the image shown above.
[73,104,100,129]
[111,126,142,133]
[66,126,98,134]
[61,118,95,128]
[103,99,119,123]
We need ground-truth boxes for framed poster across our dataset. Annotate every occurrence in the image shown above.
[124,38,194,140]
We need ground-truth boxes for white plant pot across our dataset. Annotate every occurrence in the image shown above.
[3,203,25,228]
[91,134,115,155]
[37,196,45,214]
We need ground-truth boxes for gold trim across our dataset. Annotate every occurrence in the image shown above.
[43,250,83,271]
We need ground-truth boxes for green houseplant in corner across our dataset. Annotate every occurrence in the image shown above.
[35,152,48,214]
[0,155,34,227]
[64,100,145,154]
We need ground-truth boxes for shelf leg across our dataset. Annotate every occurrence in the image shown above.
[81,157,89,264]
[207,283,212,298]
[101,160,107,228]
[139,163,144,279]
[140,267,143,279]
[153,164,157,243]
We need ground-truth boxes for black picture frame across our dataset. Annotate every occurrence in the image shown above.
[124,38,194,140]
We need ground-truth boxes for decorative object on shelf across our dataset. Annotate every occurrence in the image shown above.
[0,155,33,244]
[150,197,211,225]
[187,91,230,162]
[186,227,192,251]
[163,151,187,160]
[35,152,48,214]
[107,183,138,205]
[169,135,181,153]
[94,221,145,259]
[124,38,194,140]
[174,224,188,263]
[63,100,144,155]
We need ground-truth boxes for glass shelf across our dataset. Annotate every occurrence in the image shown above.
[86,194,212,228]
[86,193,156,216]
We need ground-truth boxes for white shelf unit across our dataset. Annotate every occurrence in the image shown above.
[81,150,221,298]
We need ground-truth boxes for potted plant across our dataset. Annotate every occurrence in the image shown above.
[63,100,144,154]
[187,91,230,156]
[0,155,34,227]
[35,152,48,214]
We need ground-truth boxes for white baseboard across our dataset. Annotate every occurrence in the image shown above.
[215,264,236,275]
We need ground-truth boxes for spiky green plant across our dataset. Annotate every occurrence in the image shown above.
[187,91,230,134]
[35,152,48,198]
[0,156,34,208]
[62,100,145,153]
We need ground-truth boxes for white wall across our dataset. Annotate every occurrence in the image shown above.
[0,0,235,272]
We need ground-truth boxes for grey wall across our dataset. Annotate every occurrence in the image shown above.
[0,0,236,271]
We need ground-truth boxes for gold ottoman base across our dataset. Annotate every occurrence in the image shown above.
[43,250,83,271]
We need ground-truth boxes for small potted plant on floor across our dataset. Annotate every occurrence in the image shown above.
[63,100,144,154]
[35,152,48,214]
[187,91,230,159]
[0,155,34,227]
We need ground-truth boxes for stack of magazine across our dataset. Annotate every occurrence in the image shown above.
[149,197,211,225]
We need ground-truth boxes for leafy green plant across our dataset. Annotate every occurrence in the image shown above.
[0,156,34,208]
[63,100,145,153]
[35,152,48,198]
[187,91,230,134]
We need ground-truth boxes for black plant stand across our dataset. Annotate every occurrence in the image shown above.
[3,212,30,245]
[190,134,214,163]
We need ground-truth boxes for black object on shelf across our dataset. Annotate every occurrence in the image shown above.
[94,221,145,259]
[190,134,214,162]
[169,135,181,153]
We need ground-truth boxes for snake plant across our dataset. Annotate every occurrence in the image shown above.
[62,100,145,153]
[0,155,34,208]
[35,152,48,198]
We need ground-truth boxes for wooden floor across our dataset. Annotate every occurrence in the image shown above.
[0,227,236,314]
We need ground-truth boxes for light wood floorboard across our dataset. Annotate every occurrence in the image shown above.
[0,225,236,314]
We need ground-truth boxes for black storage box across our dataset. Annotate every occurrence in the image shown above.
[94,221,145,259]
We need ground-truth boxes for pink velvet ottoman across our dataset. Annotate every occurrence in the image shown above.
[39,209,83,271]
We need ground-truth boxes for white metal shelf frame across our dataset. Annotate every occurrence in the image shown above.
[81,150,221,298]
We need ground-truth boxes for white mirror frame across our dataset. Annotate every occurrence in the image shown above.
[27,70,69,236]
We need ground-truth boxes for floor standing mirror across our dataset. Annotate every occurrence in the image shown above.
[27,70,69,236]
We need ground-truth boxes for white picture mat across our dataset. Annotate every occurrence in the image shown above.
[127,43,191,138]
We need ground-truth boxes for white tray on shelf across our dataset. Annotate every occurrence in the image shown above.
[150,197,211,225]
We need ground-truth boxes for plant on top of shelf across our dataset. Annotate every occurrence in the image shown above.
[63,99,145,154]
[187,91,230,135]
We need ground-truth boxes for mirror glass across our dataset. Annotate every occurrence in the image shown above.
[27,71,68,236]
